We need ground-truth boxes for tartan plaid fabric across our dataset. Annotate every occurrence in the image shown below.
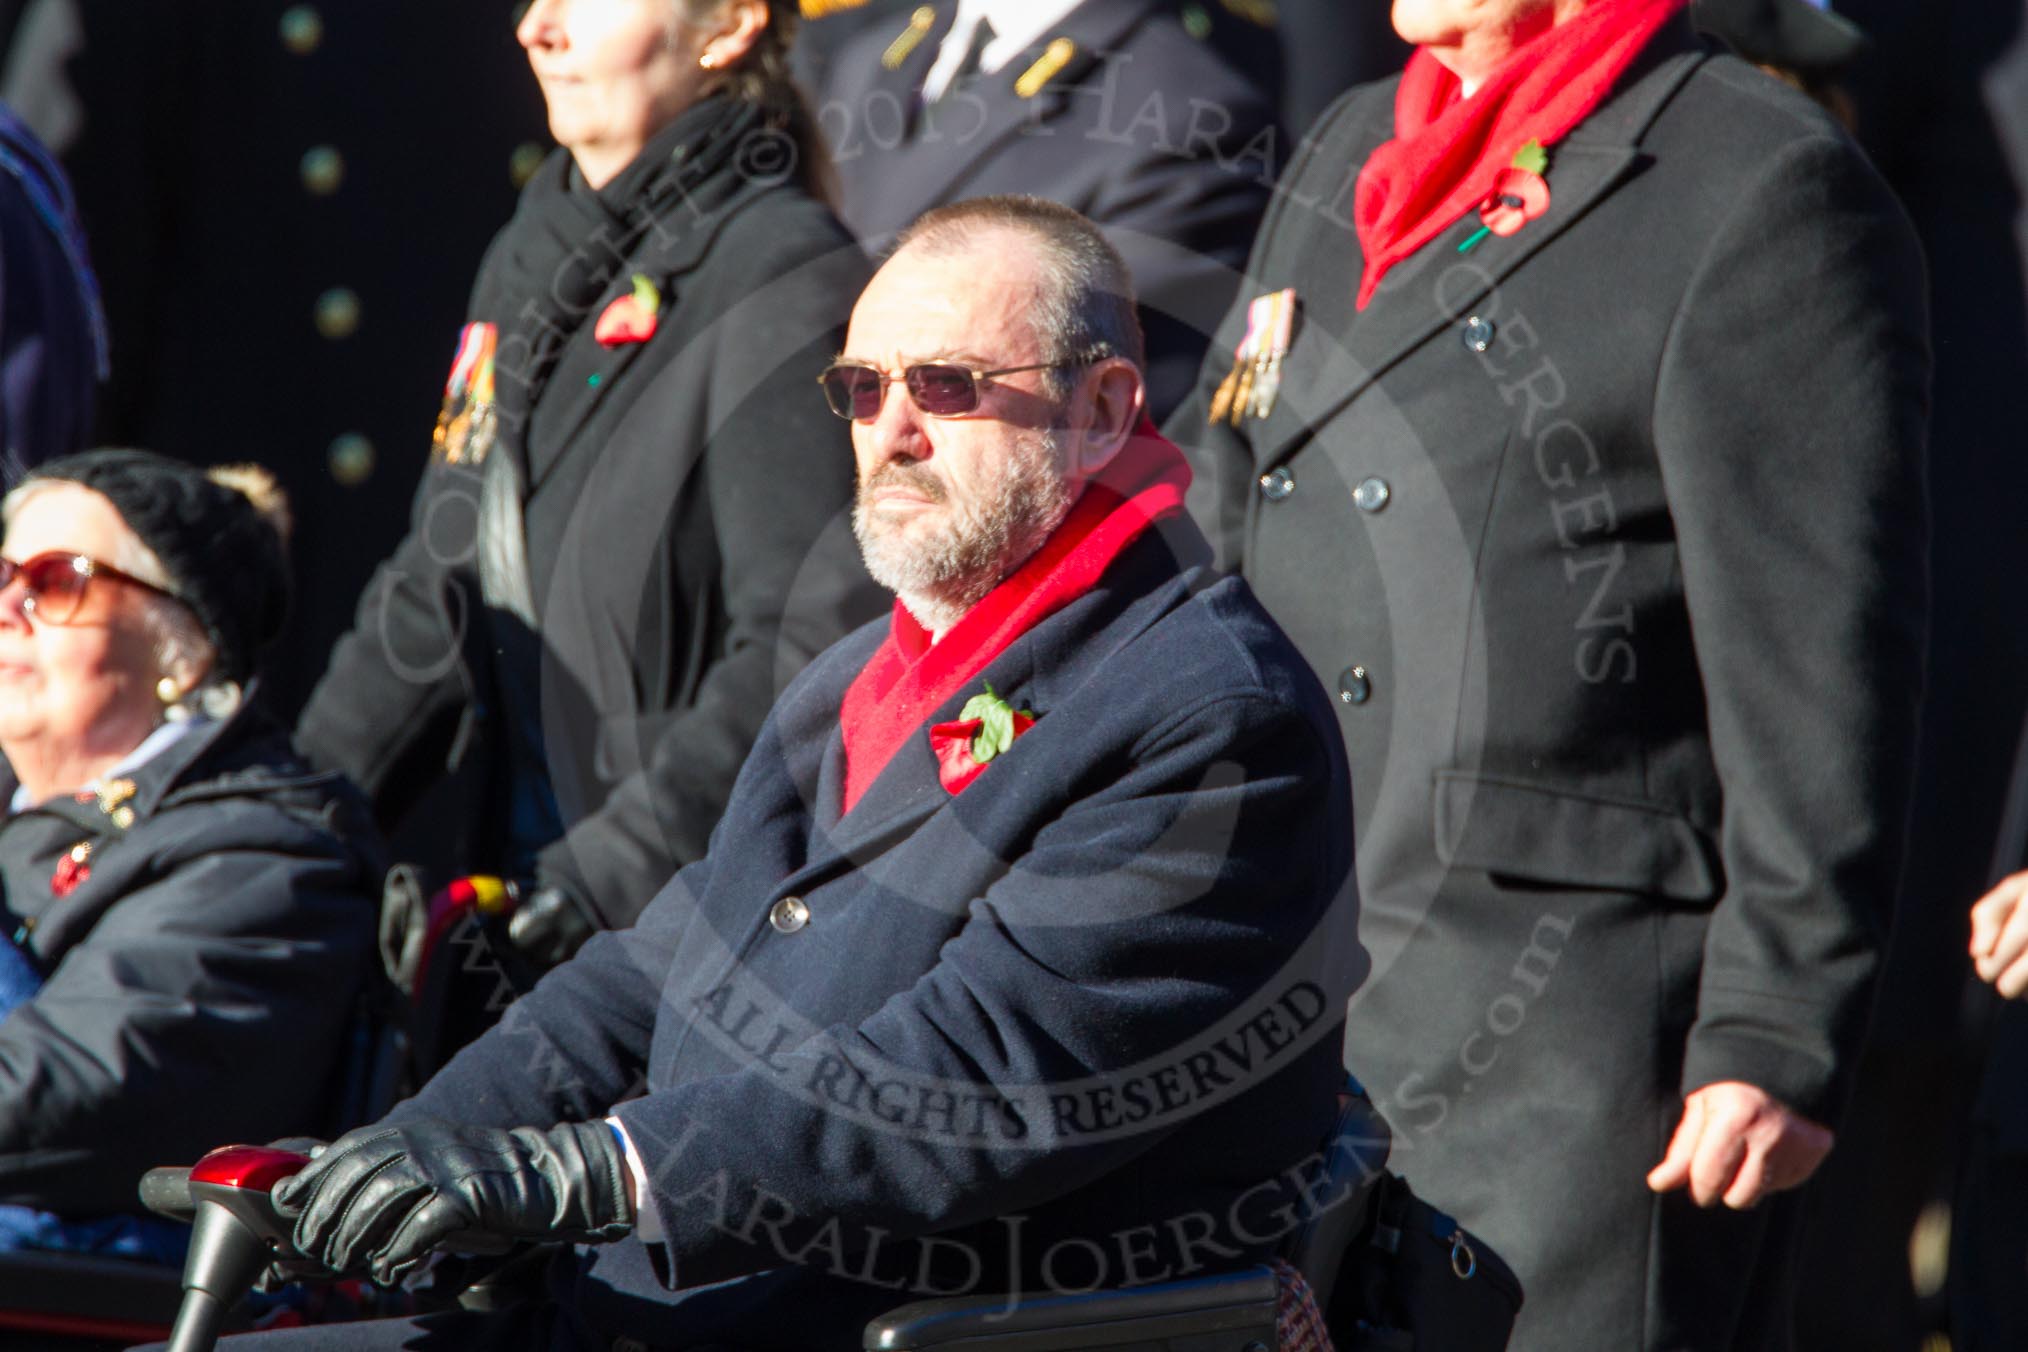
[1272,1257,1335,1352]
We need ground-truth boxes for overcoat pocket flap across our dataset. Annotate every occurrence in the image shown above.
[1432,771,1721,902]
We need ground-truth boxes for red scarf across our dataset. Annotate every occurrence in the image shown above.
[838,424,1191,814]
[1352,0,1688,309]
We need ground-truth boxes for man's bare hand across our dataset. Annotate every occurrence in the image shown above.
[1646,1081,1833,1210]
[1971,869,2028,998]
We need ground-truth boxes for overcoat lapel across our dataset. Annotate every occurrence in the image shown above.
[1251,26,1709,471]
[791,644,1045,893]
[519,150,767,496]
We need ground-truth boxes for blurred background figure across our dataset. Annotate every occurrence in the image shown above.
[1272,0,1408,134]
[0,3,549,738]
[806,0,1281,419]
[0,450,378,1262]
[0,99,103,469]
[295,0,879,976]
[1963,740,2028,1349]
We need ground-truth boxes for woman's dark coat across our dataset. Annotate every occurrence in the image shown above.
[1169,20,1930,1349]
[296,135,883,929]
[0,707,380,1214]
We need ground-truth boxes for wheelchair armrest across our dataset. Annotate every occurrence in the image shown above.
[865,1265,1277,1351]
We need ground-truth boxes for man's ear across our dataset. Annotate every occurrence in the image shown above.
[1067,358,1145,479]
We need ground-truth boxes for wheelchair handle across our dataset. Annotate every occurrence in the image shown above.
[143,1145,509,1352]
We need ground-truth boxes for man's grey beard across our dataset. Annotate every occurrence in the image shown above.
[852,429,1075,635]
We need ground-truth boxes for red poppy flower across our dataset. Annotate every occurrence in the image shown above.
[594,274,662,348]
[1480,168,1550,238]
[51,849,90,898]
[929,712,1036,796]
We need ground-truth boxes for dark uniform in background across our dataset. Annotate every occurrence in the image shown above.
[1272,0,1409,139]
[808,0,1280,419]
[2,3,547,736]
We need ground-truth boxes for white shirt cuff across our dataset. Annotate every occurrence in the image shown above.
[605,1115,665,1243]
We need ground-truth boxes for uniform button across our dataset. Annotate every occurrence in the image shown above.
[1462,316,1496,353]
[279,5,324,54]
[768,896,810,934]
[300,145,344,196]
[1352,477,1391,513]
[315,288,361,340]
[1338,666,1372,706]
[1258,467,1295,502]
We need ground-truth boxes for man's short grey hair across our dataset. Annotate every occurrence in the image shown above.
[892,196,1146,399]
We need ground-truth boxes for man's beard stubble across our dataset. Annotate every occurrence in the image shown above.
[852,429,1075,635]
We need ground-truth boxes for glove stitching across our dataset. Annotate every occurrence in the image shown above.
[327,1147,423,1274]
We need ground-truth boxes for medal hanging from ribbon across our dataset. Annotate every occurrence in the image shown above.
[1208,289,1295,426]
[432,322,501,465]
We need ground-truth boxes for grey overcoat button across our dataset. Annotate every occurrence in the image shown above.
[1462,316,1496,353]
[1258,467,1295,501]
[1338,666,1372,706]
[769,896,810,934]
[1353,477,1391,513]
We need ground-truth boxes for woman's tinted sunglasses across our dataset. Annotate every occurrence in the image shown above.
[0,552,176,625]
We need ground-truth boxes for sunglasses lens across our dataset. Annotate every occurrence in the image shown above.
[821,366,886,421]
[905,364,980,417]
[22,556,89,623]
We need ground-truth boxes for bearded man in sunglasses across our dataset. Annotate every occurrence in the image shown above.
[211,195,1361,1352]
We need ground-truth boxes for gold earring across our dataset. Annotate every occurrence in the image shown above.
[156,676,182,706]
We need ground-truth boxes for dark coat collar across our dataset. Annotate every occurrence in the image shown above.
[0,685,333,830]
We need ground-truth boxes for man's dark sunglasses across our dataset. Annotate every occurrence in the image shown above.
[817,360,1071,421]
[0,551,176,625]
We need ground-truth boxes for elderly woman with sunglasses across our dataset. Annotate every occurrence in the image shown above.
[295,0,880,972]
[0,450,379,1257]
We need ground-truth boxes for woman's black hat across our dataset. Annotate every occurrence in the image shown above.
[20,449,292,685]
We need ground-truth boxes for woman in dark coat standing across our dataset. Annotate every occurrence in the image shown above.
[1170,0,1929,1346]
[296,0,881,964]
[0,451,378,1245]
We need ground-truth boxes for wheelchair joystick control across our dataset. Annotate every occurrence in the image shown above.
[141,1145,311,1352]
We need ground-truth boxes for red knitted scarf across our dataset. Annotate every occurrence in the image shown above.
[1353,0,1688,309]
[838,426,1191,813]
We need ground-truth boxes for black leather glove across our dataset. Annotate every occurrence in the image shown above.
[505,882,599,969]
[271,1118,633,1286]
[254,1138,335,1293]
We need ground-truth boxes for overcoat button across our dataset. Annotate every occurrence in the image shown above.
[1353,477,1391,513]
[1462,316,1496,353]
[1338,666,1372,706]
[612,1339,649,1352]
[1258,467,1295,501]
[769,896,810,934]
